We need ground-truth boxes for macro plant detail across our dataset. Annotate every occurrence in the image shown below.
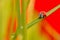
[0,0,60,40]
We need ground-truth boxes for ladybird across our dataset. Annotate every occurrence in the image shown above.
[39,11,46,19]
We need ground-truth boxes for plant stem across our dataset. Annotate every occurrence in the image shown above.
[21,0,27,40]
[21,0,30,40]
[13,0,30,40]
[46,5,60,16]
[13,0,20,40]
[27,18,43,29]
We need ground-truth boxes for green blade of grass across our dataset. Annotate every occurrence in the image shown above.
[46,5,60,16]
[13,0,30,40]
[13,0,21,40]
[21,0,30,40]
[27,18,43,29]
[21,0,27,40]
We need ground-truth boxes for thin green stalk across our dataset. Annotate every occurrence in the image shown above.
[27,18,43,29]
[46,5,60,16]
[13,0,21,40]
[21,0,30,40]
[13,0,30,40]
[21,0,27,40]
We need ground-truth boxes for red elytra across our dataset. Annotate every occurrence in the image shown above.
[34,0,60,34]
[39,11,46,16]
